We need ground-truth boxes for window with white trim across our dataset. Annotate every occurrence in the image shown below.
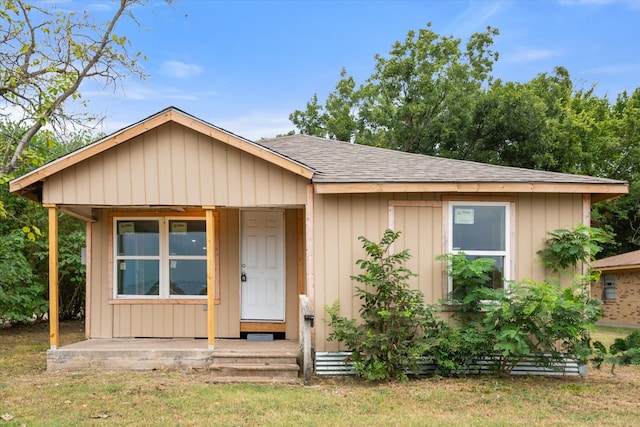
[114,218,207,299]
[448,202,511,292]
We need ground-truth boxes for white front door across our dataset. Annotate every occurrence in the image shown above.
[240,211,285,321]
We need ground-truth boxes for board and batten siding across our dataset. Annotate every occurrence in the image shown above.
[312,192,588,352]
[43,122,308,207]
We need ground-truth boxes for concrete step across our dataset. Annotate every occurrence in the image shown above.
[211,353,298,365]
[210,363,299,379]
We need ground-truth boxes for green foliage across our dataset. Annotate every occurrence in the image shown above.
[325,229,444,381]
[0,231,48,323]
[592,330,640,373]
[0,0,150,175]
[537,224,613,274]
[0,121,89,324]
[480,280,602,372]
[437,252,498,318]
[436,227,605,374]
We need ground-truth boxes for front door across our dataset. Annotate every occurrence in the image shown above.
[240,211,285,321]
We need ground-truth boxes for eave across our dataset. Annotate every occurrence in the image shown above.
[313,182,629,202]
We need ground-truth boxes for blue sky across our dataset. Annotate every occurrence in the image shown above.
[73,0,640,140]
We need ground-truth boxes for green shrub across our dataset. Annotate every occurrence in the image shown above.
[326,229,444,381]
[592,330,640,373]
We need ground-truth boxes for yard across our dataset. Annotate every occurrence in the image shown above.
[1,321,639,426]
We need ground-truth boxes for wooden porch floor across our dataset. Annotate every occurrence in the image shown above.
[47,338,300,373]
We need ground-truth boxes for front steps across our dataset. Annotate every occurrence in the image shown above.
[209,350,300,384]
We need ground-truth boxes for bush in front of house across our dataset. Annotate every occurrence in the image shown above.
[326,226,609,380]
[440,254,602,374]
[326,229,446,381]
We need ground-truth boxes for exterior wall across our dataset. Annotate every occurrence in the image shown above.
[591,271,640,326]
[89,208,300,339]
[43,122,308,207]
[312,192,587,351]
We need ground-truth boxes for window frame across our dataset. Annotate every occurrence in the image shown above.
[109,211,219,304]
[446,200,512,294]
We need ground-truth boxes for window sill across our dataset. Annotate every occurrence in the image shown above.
[110,298,220,305]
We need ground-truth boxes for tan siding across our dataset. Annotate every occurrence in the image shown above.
[313,193,389,351]
[393,205,443,304]
[88,210,113,338]
[42,122,308,206]
[216,208,241,338]
[312,192,589,352]
[115,142,132,204]
[142,130,160,203]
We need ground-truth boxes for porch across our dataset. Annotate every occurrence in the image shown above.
[47,338,301,383]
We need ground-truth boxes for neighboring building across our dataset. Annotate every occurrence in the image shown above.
[10,107,629,359]
[592,250,640,327]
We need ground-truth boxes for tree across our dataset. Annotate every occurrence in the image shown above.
[0,123,90,323]
[290,23,499,152]
[290,23,640,256]
[0,0,156,177]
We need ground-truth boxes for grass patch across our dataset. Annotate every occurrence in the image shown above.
[591,325,637,347]
[0,322,639,426]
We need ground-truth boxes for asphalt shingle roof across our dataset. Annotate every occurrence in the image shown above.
[257,134,624,185]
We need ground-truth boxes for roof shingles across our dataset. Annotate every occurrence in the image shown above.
[257,135,623,185]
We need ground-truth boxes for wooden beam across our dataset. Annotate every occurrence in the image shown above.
[314,182,629,196]
[206,208,216,349]
[240,322,286,333]
[297,209,304,295]
[85,222,92,340]
[388,200,443,207]
[304,185,315,345]
[305,185,315,307]
[45,205,60,350]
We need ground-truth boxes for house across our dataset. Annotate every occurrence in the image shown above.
[591,250,640,327]
[9,107,629,372]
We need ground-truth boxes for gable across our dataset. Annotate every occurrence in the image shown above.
[42,121,310,207]
[9,108,313,204]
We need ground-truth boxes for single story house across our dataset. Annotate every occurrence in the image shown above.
[592,250,640,327]
[9,107,629,371]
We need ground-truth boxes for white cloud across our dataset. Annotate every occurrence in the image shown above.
[589,64,640,74]
[505,47,560,63]
[216,111,294,140]
[447,1,505,35]
[160,61,204,79]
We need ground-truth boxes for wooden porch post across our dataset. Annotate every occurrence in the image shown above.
[44,204,59,350]
[205,207,216,349]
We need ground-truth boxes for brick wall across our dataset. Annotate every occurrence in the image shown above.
[591,271,640,326]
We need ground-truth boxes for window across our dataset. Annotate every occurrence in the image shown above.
[114,217,208,299]
[603,273,617,301]
[448,202,511,292]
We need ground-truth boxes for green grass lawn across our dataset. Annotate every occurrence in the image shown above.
[1,321,639,426]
